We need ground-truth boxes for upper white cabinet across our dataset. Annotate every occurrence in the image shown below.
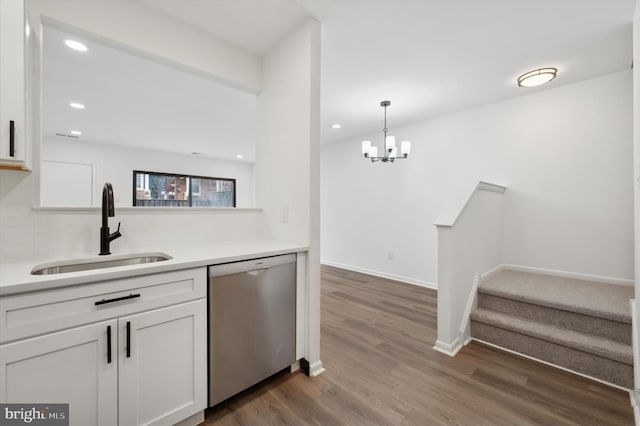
[0,0,26,166]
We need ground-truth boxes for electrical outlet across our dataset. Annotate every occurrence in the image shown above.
[280,206,289,223]
[387,251,394,260]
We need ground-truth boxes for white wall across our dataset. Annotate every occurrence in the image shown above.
[0,1,266,265]
[321,70,634,284]
[41,138,255,208]
[255,19,323,375]
[632,0,640,397]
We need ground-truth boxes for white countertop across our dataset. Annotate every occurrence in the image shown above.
[0,239,308,296]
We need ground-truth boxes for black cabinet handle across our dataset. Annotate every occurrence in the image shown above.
[126,321,131,358]
[107,325,112,364]
[9,120,15,157]
[95,293,140,306]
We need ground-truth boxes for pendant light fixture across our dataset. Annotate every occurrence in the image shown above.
[361,100,410,163]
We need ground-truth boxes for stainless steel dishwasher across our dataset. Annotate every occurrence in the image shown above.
[208,253,296,406]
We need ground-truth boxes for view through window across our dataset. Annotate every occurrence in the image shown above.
[133,171,236,207]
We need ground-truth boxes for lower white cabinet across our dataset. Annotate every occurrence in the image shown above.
[0,278,207,426]
[0,320,118,425]
[119,300,207,426]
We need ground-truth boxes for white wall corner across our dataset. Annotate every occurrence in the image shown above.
[480,264,505,280]
[308,360,326,377]
[433,338,463,357]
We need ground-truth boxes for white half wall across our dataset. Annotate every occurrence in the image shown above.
[434,183,505,354]
[41,138,255,208]
[321,70,634,284]
[255,19,323,375]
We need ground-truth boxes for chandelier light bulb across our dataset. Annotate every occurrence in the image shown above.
[385,135,396,152]
[362,140,371,157]
[401,141,411,156]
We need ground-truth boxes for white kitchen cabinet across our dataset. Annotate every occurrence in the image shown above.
[0,0,26,165]
[0,268,207,426]
[0,320,118,425]
[119,300,206,426]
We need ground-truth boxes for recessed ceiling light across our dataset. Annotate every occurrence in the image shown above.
[332,124,342,129]
[517,67,557,87]
[236,154,244,159]
[64,39,88,52]
[70,130,82,136]
[69,102,85,109]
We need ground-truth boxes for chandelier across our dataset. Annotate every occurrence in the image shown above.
[361,100,411,162]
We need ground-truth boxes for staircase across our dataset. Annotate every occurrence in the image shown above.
[470,269,634,389]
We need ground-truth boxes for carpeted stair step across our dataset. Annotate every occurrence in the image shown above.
[471,308,633,388]
[477,293,631,345]
[478,270,632,345]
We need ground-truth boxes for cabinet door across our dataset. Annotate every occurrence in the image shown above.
[0,320,118,426]
[118,300,206,426]
[0,0,25,163]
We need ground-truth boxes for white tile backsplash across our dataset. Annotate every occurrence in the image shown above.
[0,170,264,264]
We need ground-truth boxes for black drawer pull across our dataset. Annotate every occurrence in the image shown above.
[95,293,141,306]
[126,321,131,358]
[9,120,15,157]
[107,325,112,364]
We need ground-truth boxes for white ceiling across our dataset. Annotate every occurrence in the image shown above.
[140,0,635,145]
[43,0,635,158]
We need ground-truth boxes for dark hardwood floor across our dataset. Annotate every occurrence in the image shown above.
[205,265,634,425]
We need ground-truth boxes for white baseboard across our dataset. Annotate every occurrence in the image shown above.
[458,273,480,337]
[174,411,204,426]
[632,300,639,393]
[503,264,634,287]
[433,338,462,357]
[472,338,631,392]
[480,264,504,280]
[626,390,639,422]
[321,260,437,290]
[309,360,326,377]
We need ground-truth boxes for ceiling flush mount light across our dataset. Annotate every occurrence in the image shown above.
[69,102,85,109]
[236,154,244,159]
[332,124,341,129]
[70,130,82,136]
[64,39,88,52]
[517,67,557,87]
[361,100,410,163]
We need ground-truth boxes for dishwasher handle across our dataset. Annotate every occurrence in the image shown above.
[208,253,296,277]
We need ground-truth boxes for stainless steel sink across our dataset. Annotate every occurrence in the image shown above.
[31,252,172,275]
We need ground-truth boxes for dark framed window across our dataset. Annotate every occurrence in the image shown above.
[133,170,236,207]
